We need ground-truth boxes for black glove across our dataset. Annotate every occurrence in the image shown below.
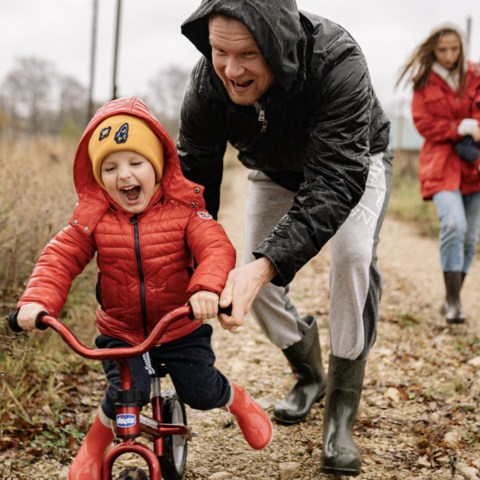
[455,135,480,164]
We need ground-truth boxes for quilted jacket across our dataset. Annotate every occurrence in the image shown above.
[412,64,480,200]
[18,97,236,345]
[178,0,391,286]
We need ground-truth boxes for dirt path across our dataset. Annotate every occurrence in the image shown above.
[3,165,480,479]
[182,165,480,480]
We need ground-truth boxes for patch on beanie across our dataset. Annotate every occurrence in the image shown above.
[114,123,129,144]
[99,126,111,141]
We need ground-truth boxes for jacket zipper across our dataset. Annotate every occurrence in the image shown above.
[254,101,268,133]
[130,214,148,338]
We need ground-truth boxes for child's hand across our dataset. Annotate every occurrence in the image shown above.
[18,303,48,331]
[189,291,219,321]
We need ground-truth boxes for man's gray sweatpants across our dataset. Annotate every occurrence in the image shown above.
[243,152,392,360]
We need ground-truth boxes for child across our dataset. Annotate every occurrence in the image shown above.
[16,97,273,480]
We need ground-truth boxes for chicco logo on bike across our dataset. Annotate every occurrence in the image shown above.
[116,413,136,428]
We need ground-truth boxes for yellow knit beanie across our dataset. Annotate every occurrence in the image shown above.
[88,114,164,187]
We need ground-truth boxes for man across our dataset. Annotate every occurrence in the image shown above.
[177,0,393,475]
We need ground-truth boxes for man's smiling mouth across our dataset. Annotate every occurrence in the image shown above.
[232,80,254,90]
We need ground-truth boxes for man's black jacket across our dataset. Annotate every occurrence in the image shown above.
[177,0,391,286]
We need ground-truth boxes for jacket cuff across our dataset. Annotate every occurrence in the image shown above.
[252,251,289,287]
[458,118,479,136]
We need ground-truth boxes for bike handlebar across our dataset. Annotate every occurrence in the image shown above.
[7,304,232,361]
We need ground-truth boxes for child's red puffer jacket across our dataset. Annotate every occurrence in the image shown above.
[18,97,236,345]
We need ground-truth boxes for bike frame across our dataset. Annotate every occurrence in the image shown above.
[25,305,195,480]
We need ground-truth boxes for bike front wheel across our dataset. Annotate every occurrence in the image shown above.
[159,390,188,480]
[117,466,149,480]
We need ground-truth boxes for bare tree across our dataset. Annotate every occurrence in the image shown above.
[1,57,55,133]
[147,65,191,134]
[57,74,88,137]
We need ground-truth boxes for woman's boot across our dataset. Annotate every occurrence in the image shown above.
[321,355,365,477]
[273,316,326,424]
[443,271,465,324]
[69,413,115,480]
[228,384,273,450]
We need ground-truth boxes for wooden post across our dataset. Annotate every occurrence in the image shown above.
[112,0,123,100]
[87,0,98,122]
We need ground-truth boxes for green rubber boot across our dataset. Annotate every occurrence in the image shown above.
[321,355,365,476]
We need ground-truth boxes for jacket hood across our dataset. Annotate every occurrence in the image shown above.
[72,97,205,230]
[181,0,304,92]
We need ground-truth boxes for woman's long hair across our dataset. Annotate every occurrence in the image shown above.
[396,25,466,92]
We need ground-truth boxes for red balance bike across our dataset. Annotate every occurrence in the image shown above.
[8,304,229,480]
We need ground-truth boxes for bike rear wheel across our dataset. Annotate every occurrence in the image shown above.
[159,390,188,480]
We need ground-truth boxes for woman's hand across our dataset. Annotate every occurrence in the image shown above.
[471,125,480,142]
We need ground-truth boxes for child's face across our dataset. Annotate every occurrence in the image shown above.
[101,150,157,213]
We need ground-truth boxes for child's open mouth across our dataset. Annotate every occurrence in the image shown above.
[121,185,141,201]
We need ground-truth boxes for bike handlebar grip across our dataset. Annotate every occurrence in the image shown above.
[35,311,50,330]
[7,310,49,332]
[8,311,23,333]
[218,305,232,316]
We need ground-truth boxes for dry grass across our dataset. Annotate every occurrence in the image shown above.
[0,134,99,436]
[0,134,78,301]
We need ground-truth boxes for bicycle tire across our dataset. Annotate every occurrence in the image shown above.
[158,390,188,480]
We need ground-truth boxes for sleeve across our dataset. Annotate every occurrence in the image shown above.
[184,210,236,295]
[177,62,228,220]
[411,88,463,143]
[458,118,479,136]
[254,41,374,286]
[17,224,96,317]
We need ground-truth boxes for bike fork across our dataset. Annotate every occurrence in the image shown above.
[151,375,165,458]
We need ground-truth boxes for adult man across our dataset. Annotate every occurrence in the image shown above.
[177,0,392,475]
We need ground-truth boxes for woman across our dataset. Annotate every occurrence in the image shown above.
[398,25,480,324]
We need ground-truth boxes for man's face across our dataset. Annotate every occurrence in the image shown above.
[208,15,275,106]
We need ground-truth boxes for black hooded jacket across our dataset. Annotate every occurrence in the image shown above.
[177,0,391,286]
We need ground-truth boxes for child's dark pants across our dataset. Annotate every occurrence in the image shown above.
[95,324,231,420]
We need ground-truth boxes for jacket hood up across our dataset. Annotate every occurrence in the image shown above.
[181,0,304,92]
[71,96,205,232]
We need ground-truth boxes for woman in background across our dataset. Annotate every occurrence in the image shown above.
[398,25,480,324]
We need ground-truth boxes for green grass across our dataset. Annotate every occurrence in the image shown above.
[388,173,439,238]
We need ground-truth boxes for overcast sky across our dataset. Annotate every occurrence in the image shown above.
[1,0,479,116]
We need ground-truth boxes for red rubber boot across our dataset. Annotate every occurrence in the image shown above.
[228,384,273,450]
[68,415,115,480]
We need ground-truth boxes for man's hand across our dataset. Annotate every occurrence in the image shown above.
[218,257,276,331]
[18,303,48,331]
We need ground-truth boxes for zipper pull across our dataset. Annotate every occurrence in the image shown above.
[255,102,268,134]
[130,214,138,225]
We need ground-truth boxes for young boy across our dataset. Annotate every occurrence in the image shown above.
[16,97,273,480]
